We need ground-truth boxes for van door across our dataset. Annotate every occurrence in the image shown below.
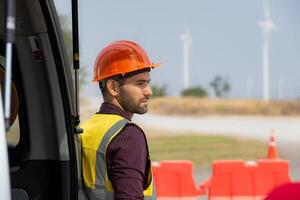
[0,0,78,199]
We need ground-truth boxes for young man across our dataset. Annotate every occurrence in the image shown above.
[81,40,160,200]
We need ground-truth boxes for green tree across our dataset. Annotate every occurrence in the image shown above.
[181,86,207,97]
[151,85,167,97]
[210,76,230,98]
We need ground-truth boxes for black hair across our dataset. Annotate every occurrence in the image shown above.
[99,68,151,96]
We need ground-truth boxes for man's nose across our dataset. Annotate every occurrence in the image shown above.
[144,85,152,97]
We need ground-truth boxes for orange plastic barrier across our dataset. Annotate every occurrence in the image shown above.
[264,182,300,200]
[200,159,291,200]
[153,160,205,199]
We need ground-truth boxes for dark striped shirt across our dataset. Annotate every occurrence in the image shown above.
[99,103,148,200]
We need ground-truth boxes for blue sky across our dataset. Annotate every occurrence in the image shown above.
[54,0,300,99]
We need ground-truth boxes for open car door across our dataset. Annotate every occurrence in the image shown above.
[0,0,79,199]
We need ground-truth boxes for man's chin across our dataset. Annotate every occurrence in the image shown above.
[136,107,148,115]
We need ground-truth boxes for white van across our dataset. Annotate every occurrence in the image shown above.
[0,0,81,199]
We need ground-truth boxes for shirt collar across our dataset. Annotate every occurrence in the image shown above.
[98,102,131,121]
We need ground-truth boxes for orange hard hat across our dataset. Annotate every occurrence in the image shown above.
[93,40,160,81]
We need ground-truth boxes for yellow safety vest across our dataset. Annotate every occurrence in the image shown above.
[81,114,155,200]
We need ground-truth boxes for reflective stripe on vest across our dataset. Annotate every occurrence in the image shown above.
[81,114,155,200]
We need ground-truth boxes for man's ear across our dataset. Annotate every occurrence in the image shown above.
[106,79,119,97]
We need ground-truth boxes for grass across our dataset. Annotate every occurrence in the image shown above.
[148,97,300,116]
[147,133,267,167]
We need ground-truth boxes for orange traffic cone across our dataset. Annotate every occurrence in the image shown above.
[267,131,277,159]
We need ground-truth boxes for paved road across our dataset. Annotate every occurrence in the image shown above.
[134,114,300,144]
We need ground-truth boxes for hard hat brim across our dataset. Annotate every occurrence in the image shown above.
[92,62,161,82]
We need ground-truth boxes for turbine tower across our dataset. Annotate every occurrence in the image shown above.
[180,28,192,89]
[258,0,278,101]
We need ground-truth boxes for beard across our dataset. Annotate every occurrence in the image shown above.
[119,89,149,115]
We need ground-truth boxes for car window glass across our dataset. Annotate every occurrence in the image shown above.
[53,0,73,68]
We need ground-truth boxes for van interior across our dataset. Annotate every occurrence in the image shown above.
[0,0,77,199]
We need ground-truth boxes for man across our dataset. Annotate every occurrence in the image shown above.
[81,40,160,200]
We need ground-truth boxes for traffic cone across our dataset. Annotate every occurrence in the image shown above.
[267,131,277,159]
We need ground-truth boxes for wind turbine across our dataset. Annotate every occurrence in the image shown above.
[180,28,192,89]
[258,0,278,101]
